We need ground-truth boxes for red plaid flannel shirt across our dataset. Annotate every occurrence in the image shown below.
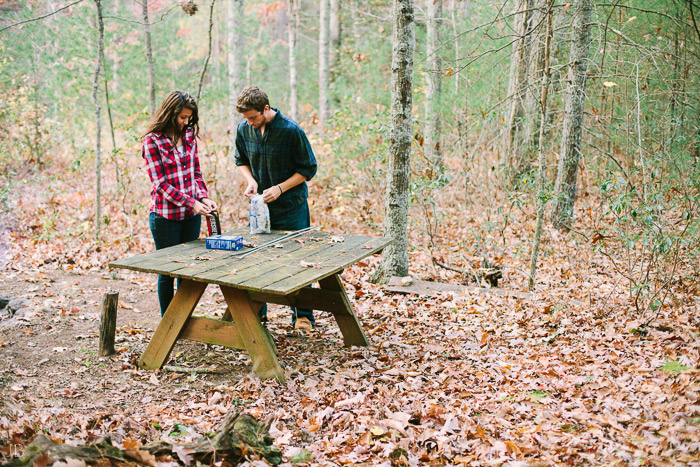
[141,128,209,220]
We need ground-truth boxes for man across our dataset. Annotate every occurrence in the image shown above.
[234,85,318,330]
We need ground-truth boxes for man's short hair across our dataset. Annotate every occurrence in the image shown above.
[236,86,269,113]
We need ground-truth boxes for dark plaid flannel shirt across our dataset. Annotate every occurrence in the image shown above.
[141,127,209,220]
[234,109,317,215]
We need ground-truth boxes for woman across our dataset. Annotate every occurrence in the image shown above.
[141,90,217,316]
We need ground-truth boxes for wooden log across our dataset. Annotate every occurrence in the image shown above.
[385,276,532,299]
[99,291,118,356]
[3,410,283,467]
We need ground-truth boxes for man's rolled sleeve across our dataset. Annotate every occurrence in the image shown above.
[292,128,317,181]
[234,124,250,167]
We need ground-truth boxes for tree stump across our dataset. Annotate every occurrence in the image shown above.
[99,291,118,356]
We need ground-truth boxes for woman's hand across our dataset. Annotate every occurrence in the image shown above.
[193,200,213,216]
[201,198,218,212]
[261,185,283,204]
[244,180,258,198]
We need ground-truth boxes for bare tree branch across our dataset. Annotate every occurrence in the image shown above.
[0,0,84,33]
[690,0,700,42]
[196,0,216,102]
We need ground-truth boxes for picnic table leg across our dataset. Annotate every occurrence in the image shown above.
[318,273,369,347]
[220,286,285,383]
[138,279,207,370]
[220,304,278,356]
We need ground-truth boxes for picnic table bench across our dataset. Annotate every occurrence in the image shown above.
[109,227,391,382]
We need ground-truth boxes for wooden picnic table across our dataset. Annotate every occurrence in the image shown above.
[108,227,391,383]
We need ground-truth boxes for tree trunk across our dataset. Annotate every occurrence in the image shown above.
[228,0,244,147]
[30,49,41,166]
[318,0,331,131]
[528,0,554,291]
[450,0,461,97]
[197,0,216,103]
[351,0,363,44]
[92,0,105,244]
[520,0,547,174]
[454,1,471,203]
[287,0,299,121]
[330,0,341,75]
[103,63,119,188]
[374,0,415,282]
[424,0,443,171]
[503,0,531,169]
[142,0,156,116]
[551,0,593,231]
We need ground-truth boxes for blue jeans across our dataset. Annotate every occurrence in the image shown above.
[262,201,314,326]
[149,212,201,316]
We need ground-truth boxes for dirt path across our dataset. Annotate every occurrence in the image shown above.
[0,264,353,448]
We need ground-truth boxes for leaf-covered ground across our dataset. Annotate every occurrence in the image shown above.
[1,152,699,466]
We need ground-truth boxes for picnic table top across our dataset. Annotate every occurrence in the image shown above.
[109,227,391,295]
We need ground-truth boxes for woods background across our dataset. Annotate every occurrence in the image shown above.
[0,0,698,329]
[1,0,700,465]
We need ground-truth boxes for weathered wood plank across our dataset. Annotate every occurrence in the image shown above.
[110,241,206,272]
[178,231,329,284]
[261,237,391,294]
[177,237,311,282]
[138,279,207,370]
[180,317,245,350]
[220,286,285,382]
[385,277,532,299]
[200,237,335,289]
[234,235,371,292]
[193,253,280,284]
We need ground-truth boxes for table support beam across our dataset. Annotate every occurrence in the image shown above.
[220,286,285,383]
[248,288,345,312]
[180,317,245,350]
[138,279,207,370]
[318,274,369,347]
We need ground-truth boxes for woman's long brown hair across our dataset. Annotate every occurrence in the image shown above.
[141,90,199,142]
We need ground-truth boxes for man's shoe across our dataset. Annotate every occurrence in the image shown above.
[294,317,313,331]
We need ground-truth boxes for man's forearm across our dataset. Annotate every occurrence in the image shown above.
[279,173,308,193]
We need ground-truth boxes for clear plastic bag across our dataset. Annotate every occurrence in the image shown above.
[249,194,271,234]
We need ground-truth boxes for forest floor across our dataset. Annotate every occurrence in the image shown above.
[1,162,699,466]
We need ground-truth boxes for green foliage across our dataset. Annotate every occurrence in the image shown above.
[168,423,189,439]
[660,359,690,376]
[525,390,549,403]
[595,147,700,316]
[290,448,313,464]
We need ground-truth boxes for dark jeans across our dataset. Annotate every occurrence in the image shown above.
[262,201,314,326]
[149,212,201,316]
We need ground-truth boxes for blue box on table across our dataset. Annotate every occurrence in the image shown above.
[205,235,244,251]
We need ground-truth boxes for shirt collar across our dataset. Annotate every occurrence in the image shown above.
[267,108,282,128]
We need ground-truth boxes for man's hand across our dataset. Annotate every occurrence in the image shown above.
[193,200,213,216]
[261,185,283,204]
[244,180,258,198]
[201,198,218,212]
